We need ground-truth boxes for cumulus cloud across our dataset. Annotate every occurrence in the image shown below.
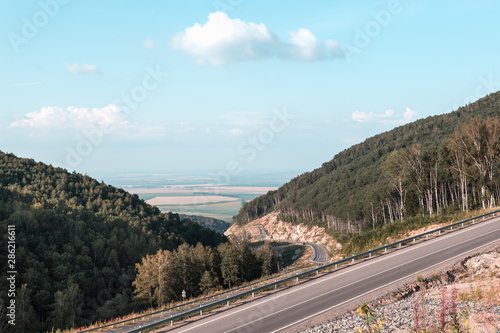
[403,107,417,122]
[64,63,100,75]
[352,108,417,124]
[285,29,338,61]
[143,38,157,49]
[10,105,126,128]
[171,12,340,65]
[352,109,394,122]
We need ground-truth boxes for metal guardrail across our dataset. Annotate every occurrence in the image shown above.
[78,262,314,333]
[88,209,500,333]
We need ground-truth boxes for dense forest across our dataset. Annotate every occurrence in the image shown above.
[178,214,230,234]
[234,92,500,234]
[0,153,227,332]
[132,237,279,309]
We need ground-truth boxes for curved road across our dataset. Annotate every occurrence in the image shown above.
[252,224,328,263]
[159,217,500,333]
[308,243,327,263]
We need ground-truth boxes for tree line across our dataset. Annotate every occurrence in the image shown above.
[381,116,500,224]
[0,152,225,332]
[132,237,279,308]
[277,116,500,233]
[233,92,500,235]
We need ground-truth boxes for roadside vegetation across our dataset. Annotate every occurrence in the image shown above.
[2,93,500,331]
[235,93,500,260]
[235,92,500,236]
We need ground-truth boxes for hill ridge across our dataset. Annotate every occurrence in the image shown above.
[234,91,500,233]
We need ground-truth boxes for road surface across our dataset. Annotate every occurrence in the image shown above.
[158,216,500,333]
[251,224,328,263]
[308,243,327,263]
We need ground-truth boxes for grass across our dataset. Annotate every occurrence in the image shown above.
[335,207,499,257]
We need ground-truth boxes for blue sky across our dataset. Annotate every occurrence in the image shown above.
[1,0,499,181]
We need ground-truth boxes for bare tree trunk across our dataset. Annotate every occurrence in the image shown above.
[370,203,377,229]
[387,198,394,223]
[381,201,387,224]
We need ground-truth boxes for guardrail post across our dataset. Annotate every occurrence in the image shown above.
[316,270,319,275]
[450,226,453,230]
[399,243,401,247]
[296,276,299,282]
[352,258,354,263]
[384,245,387,253]
[335,263,337,268]
[252,288,254,297]
[369,250,372,257]
[438,230,441,234]
[413,238,415,243]
[473,219,475,223]
[462,223,464,227]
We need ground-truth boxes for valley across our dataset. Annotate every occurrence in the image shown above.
[2,93,500,332]
[102,173,292,221]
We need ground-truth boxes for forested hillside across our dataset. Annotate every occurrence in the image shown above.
[179,214,230,234]
[234,92,500,234]
[0,152,225,331]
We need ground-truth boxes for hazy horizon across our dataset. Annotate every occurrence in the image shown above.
[2,1,500,176]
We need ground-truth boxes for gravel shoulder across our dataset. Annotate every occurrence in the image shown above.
[295,245,500,333]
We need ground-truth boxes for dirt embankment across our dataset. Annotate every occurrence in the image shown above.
[225,212,341,254]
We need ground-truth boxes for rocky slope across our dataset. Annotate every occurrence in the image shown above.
[225,212,341,255]
[299,248,500,333]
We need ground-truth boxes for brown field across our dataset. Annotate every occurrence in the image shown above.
[146,195,238,205]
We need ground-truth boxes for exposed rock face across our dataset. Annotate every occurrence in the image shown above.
[225,212,341,253]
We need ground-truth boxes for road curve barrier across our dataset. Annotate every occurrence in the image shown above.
[83,209,500,333]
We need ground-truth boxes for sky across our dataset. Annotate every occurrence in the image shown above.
[1,0,500,182]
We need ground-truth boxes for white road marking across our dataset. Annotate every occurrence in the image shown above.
[270,237,500,333]
[169,218,499,333]
[228,230,500,332]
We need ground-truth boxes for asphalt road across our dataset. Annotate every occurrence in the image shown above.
[251,224,328,263]
[309,243,327,263]
[158,217,500,333]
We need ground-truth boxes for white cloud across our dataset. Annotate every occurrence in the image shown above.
[123,122,168,139]
[286,28,338,61]
[352,110,374,122]
[171,12,340,66]
[229,128,244,136]
[403,107,417,122]
[352,109,393,122]
[143,38,157,49]
[176,121,195,133]
[10,105,126,128]
[352,108,417,124]
[64,63,100,75]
